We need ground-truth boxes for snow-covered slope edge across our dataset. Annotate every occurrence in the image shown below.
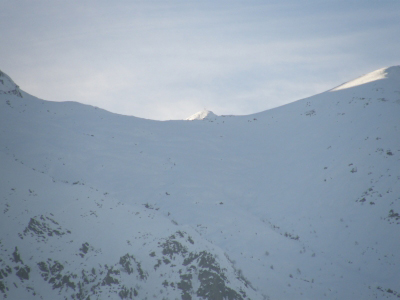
[331,65,400,91]
[0,70,22,97]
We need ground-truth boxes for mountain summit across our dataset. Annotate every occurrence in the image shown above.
[1,67,399,299]
[185,109,218,120]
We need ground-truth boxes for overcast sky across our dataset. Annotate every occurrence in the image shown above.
[1,1,399,120]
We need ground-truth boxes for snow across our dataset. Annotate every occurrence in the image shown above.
[0,69,18,91]
[0,69,22,97]
[185,109,218,120]
[1,66,400,299]
[331,65,400,91]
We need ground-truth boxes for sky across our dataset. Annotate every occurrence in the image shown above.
[1,1,399,120]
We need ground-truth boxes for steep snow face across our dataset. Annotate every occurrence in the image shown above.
[331,65,400,91]
[185,110,217,120]
[0,69,22,97]
[1,66,400,300]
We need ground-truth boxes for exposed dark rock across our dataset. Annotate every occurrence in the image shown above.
[15,265,30,281]
[12,247,23,264]
[22,215,71,241]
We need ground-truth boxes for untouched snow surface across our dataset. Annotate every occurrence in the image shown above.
[1,66,400,299]
[332,66,400,91]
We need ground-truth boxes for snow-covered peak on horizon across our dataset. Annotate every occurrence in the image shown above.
[185,109,218,120]
[331,65,400,91]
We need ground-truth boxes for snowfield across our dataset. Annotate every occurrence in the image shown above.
[1,66,400,299]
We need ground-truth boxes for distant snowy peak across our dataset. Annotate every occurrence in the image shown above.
[0,69,22,97]
[185,110,218,121]
[332,65,400,91]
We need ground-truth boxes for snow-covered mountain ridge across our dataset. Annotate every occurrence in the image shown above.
[1,66,400,299]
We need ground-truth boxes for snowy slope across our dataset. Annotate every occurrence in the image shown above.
[0,66,400,299]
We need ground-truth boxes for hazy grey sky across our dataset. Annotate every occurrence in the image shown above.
[1,1,399,120]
